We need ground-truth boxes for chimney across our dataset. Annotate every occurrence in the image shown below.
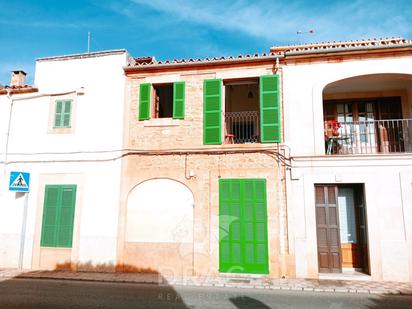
[10,70,26,87]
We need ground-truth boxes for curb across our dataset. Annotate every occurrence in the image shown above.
[1,270,411,295]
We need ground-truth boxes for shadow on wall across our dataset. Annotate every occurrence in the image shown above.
[53,261,159,274]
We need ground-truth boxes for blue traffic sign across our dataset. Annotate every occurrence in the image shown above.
[9,172,30,192]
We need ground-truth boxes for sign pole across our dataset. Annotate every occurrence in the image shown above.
[18,192,29,270]
[9,171,31,270]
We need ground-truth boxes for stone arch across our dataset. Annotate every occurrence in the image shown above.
[126,178,194,243]
[322,73,412,95]
[123,178,195,275]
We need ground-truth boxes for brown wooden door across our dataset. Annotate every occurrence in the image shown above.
[315,185,342,273]
[356,186,369,274]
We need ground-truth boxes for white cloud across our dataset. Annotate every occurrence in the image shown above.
[124,0,412,43]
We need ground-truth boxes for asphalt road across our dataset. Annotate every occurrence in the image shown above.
[0,278,411,309]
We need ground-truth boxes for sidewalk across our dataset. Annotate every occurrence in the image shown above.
[1,268,411,295]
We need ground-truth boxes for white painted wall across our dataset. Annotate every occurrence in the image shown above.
[284,54,412,282]
[289,159,412,282]
[126,179,194,243]
[0,51,128,269]
[282,56,412,156]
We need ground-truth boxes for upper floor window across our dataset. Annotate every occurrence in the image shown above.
[138,82,185,120]
[154,84,173,118]
[54,100,72,128]
[323,97,410,154]
[224,80,260,144]
[203,75,281,145]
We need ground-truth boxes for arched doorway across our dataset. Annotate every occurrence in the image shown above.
[124,179,194,275]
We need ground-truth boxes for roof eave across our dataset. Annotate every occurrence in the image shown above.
[124,54,285,72]
[282,43,412,57]
[0,87,39,95]
[37,49,128,62]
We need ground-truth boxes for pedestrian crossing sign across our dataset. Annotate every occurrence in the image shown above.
[9,171,30,192]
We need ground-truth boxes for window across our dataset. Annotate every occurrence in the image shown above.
[323,97,404,153]
[323,97,402,123]
[154,84,173,118]
[54,100,72,128]
[224,80,260,144]
[138,82,185,120]
[40,185,77,248]
[203,75,281,145]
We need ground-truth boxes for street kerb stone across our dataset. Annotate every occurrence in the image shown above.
[3,268,412,295]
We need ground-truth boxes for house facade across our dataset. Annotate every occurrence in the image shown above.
[280,38,412,282]
[118,37,412,282]
[118,54,290,278]
[1,37,411,283]
[0,50,129,271]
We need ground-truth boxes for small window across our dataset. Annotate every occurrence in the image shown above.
[138,82,185,120]
[153,84,173,118]
[54,100,72,128]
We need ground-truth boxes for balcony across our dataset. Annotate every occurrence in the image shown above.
[224,111,260,144]
[325,119,412,155]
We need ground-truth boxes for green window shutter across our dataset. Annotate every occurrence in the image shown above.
[41,186,60,247]
[260,74,281,143]
[54,101,63,127]
[54,100,72,128]
[139,83,151,120]
[40,185,77,248]
[173,81,185,119]
[203,79,222,144]
[219,179,269,275]
[62,100,72,127]
[56,185,77,248]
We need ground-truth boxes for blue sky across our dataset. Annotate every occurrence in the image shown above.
[1,0,411,85]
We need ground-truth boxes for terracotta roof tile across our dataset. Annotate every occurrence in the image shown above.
[128,52,282,69]
[127,37,412,70]
[270,37,412,54]
[0,84,38,95]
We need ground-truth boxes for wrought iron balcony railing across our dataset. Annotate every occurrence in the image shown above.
[325,119,412,155]
[225,111,260,144]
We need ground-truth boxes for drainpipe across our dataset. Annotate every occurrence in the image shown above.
[3,87,13,185]
[274,54,290,277]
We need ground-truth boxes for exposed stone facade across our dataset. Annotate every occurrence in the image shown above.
[118,62,292,278]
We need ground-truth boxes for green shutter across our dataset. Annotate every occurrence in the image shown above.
[173,81,185,119]
[219,179,269,274]
[260,74,281,142]
[203,79,222,144]
[54,100,72,128]
[139,83,151,120]
[54,101,63,127]
[41,186,60,247]
[62,101,72,127]
[56,186,76,247]
[40,185,77,248]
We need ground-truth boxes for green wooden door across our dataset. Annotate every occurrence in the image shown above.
[41,185,77,248]
[219,179,269,274]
